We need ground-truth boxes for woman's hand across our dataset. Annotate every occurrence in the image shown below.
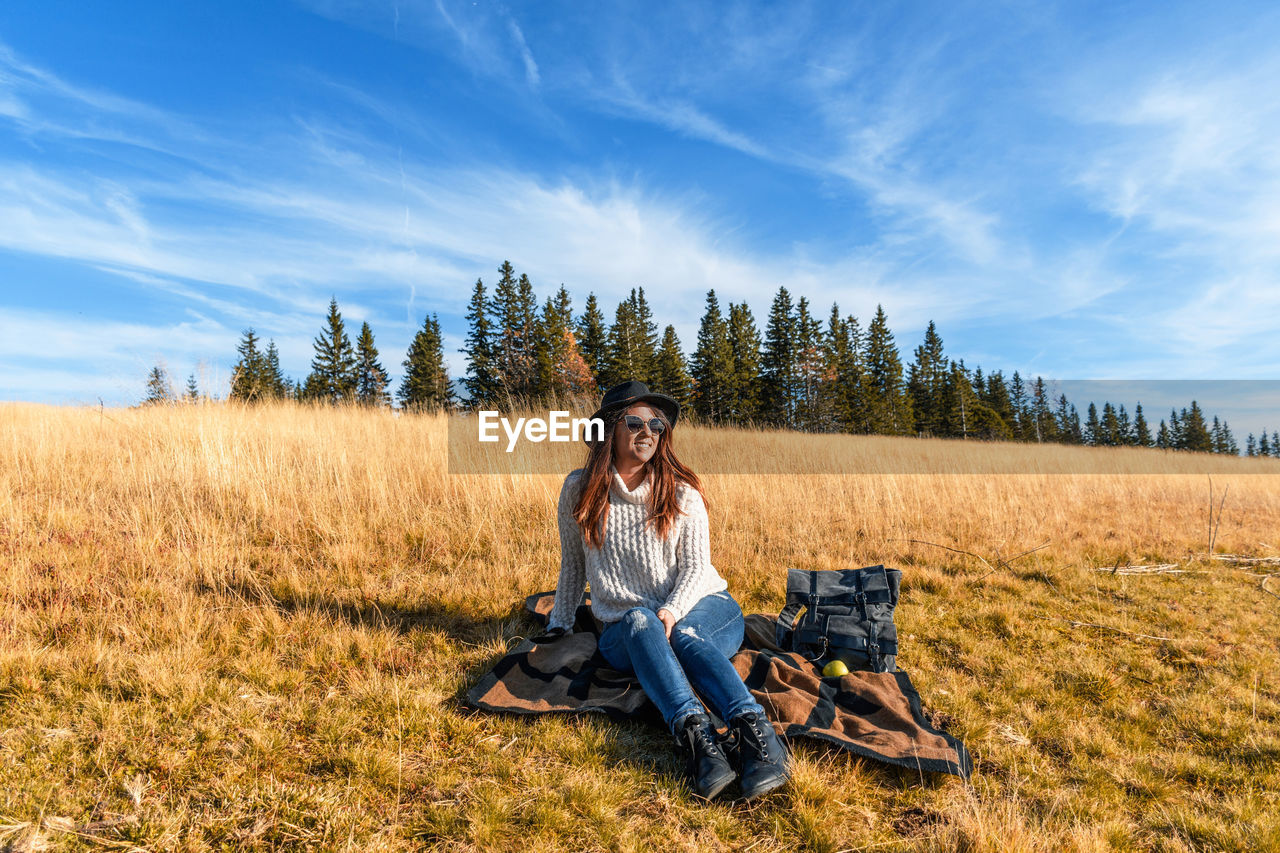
[656,608,676,639]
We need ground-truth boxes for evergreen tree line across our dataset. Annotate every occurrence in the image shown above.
[140,259,1263,458]
[143,365,201,406]
[232,297,454,410]
[1245,430,1280,458]
[146,297,454,411]
[457,262,1248,455]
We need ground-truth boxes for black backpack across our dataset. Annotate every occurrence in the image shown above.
[774,565,903,673]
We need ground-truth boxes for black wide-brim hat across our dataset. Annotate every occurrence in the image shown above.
[590,380,680,428]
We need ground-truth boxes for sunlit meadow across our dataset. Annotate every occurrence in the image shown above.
[2,401,1278,851]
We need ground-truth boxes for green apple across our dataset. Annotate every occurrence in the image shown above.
[822,659,849,677]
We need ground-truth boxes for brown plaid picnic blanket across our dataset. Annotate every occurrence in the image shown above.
[465,592,972,778]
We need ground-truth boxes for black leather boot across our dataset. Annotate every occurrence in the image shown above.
[675,713,737,800]
[728,712,791,800]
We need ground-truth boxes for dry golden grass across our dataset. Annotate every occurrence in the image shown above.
[2,400,1278,852]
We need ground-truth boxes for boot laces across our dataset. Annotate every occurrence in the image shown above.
[739,715,770,761]
[682,719,723,761]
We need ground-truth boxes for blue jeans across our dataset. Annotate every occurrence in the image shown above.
[597,590,767,735]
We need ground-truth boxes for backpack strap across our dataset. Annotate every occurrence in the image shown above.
[802,589,894,606]
[794,627,899,658]
[774,572,810,650]
[867,619,882,671]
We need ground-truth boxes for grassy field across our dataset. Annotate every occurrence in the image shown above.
[2,401,1279,852]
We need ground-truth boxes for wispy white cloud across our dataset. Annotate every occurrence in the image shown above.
[1061,42,1280,374]
[505,16,540,89]
[0,40,208,154]
[588,74,770,160]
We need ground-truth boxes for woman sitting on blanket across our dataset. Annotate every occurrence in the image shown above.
[545,380,792,801]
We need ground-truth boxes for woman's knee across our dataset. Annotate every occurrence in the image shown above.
[670,617,743,657]
[619,607,661,638]
[668,621,706,655]
[677,594,743,642]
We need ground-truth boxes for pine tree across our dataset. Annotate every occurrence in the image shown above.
[690,290,733,424]
[399,313,454,412]
[460,278,500,407]
[532,289,569,402]
[863,305,913,435]
[598,297,634,391]
[983,371,1015,438]
[939,360,978,439]
[1261,431,1272,457]
[516,273,539,393]
[793,297,827,431]
[1085,403,1102,445]
[1055,394,1076,443]
[185,373,200,402]
[1221,420,1239,455]
[575,293,609,385]
[532,287,596,404]
[941,360,968,438]
[1116,405,1132,446]
[263,341,288,399]
[1156,420,1170,449]
[654,325,692,411]
[1100,402,1120,446]
[305,298,358,404]
[841,314,870,434]
[1009,372,1028,441]
[940,359,1007,440]
[726,301,762,424]
[602,288,659,390]
[1181,401,1212,452]
[230,328,268,403]
[631,287,660,383]
[1169,409,1183,449]
[1246,434,1257,456]
[1030,377,1056,443]
[1271,431,1279,458]
[143,364,175,405]
[1133,403,1152,447]
[1044,394,1075,445]
[907,321,947,437]
[353,322,391,408]
[490,262,538,402]
[823,305,861,433]
[759,287,797,428]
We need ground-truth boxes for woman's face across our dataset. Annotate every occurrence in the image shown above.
[612,403,663,468]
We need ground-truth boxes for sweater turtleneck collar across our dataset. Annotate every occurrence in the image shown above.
[610,463,652,504]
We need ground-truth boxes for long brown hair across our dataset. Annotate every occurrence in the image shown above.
[574,405,708,549]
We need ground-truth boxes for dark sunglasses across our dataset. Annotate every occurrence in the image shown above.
[623,414,667,435]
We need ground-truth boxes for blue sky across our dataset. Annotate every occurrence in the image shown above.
[2,1,1279,434]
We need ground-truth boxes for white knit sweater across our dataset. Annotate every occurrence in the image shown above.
[547,464,728,631]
